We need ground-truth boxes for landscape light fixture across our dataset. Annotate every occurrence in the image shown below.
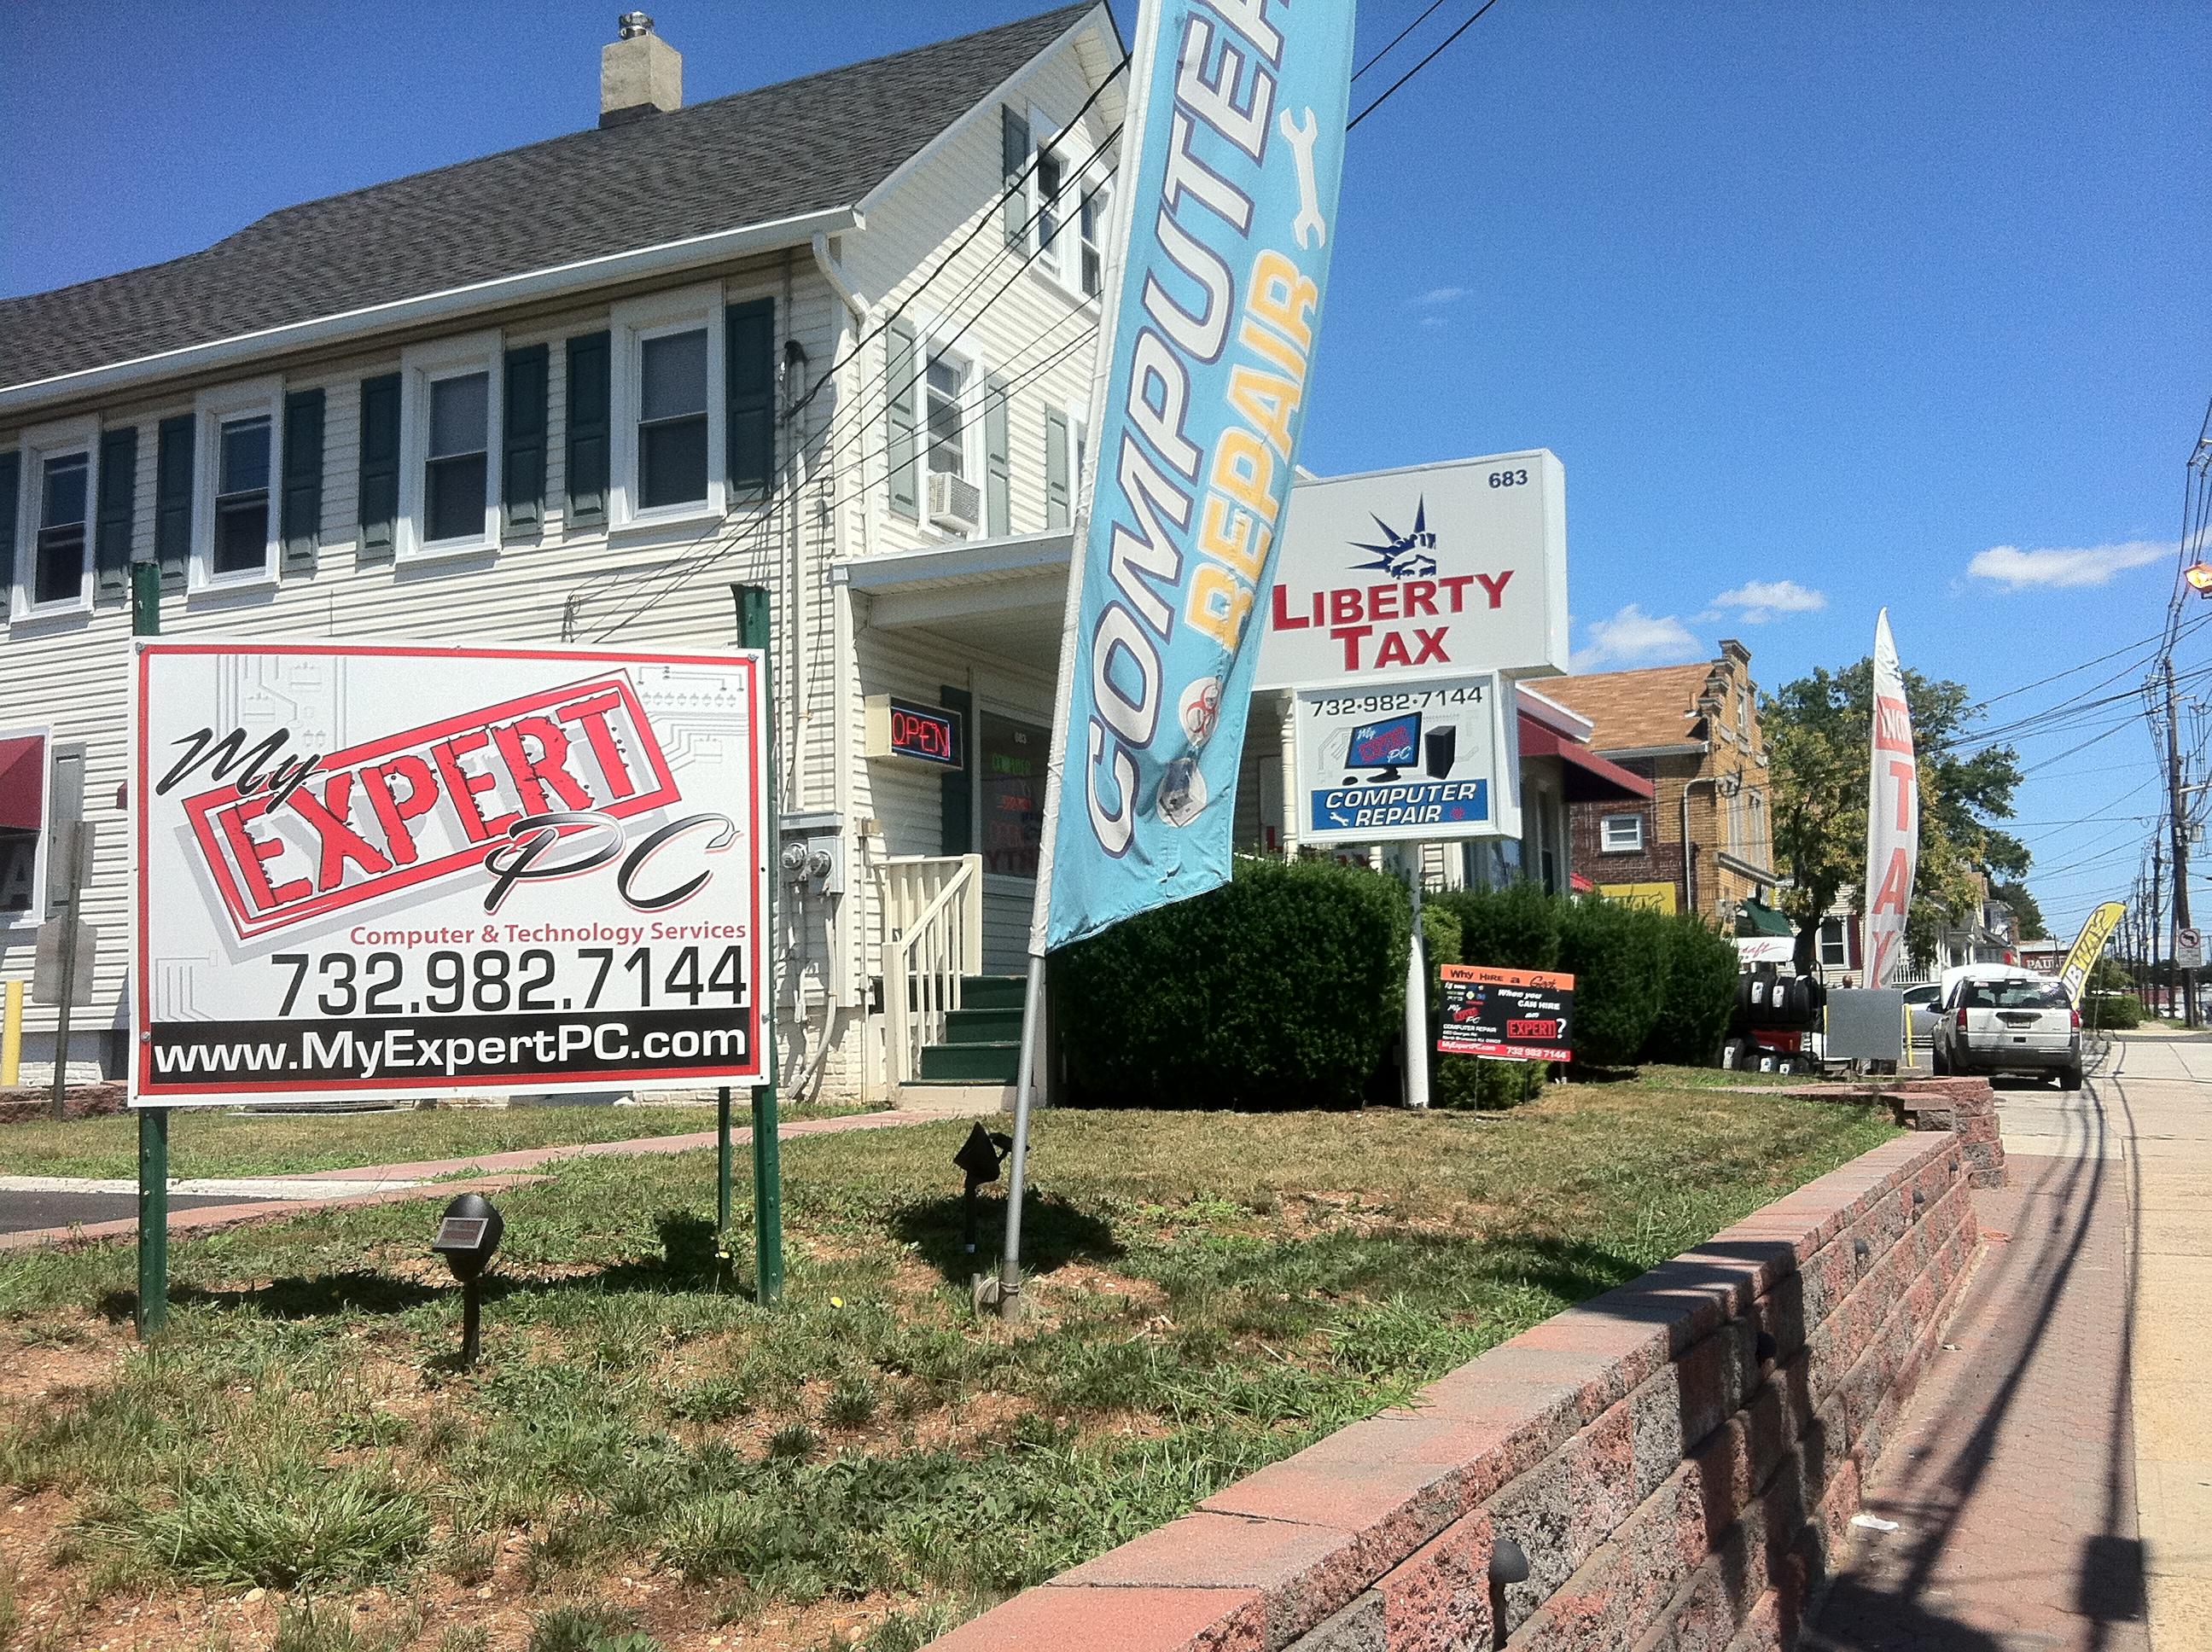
[952,1122,1015,1262]
[430,1192,504,1367]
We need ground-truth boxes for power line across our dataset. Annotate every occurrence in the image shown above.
[1353,0,1455,81]
[1348,0,1505,131]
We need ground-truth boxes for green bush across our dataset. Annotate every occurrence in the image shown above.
[2084,992,2142,1030]
[1557,896,1668,1067]
[1057,857,1410,1108]
[1438,881,1564,972]
[1643,913,1742,1065]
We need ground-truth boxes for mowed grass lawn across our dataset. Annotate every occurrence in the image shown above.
[0,1099,876,1182]
[0,1087,1897,1652]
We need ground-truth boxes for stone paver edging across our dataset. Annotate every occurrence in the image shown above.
[933,1129,1982,1652]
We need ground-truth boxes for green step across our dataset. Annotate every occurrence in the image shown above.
[959,974,1027,1010]
[944,1005,1023,1044]
[917,1040,1021,1083]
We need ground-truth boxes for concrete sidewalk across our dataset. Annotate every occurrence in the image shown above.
[1805,1034,2209,1651]
[0,1103,978,1252]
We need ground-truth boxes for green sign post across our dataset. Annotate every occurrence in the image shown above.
[131,561,168,1340]
[734,584,783,1304]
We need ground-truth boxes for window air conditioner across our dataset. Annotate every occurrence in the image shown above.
[928,471,982,534]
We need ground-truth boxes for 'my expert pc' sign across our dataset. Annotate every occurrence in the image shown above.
[133,641,767,1104]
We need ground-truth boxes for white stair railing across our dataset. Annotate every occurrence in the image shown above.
[879,854,983,1086]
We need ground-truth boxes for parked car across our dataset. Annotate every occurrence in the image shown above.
[1933,968,2083,1089]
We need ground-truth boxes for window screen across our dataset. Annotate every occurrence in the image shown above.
[638,329,708,508]
[425,372,490,542]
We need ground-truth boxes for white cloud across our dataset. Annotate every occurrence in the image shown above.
[1966,539,2169,590]
[1712,579,1828,623]
[1572,604,1703,671]
[1419,314,1447,329]
[1409,286,1467,307]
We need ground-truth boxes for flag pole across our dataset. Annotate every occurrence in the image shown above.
[997,0,1162,1323]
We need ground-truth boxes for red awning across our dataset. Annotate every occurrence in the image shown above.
[0,735,43,832]
[1516,714,1654,804]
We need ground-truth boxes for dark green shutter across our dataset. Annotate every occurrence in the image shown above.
[503,343,548,537]
[281,389,324,573]
[1044,408,1071,529]
[886,320,919,521]
[95,426,137,602]
[940,685,973,855]
[154,414,195,591]
[984,379,1010,537]
[726,298,777,498]
[357,374,401,561]
[1001,106,1031,248]
[0,451,19,600]
[566,331,611,527]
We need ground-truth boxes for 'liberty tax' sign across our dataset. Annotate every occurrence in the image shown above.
[133,641,768,1105]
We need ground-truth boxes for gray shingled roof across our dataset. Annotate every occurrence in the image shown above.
[0,5,1093,391]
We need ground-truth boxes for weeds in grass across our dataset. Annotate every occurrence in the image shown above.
[527,1602,661,1652]
[0,1562,18,1652]
[767,1422,819,1460]
[434,1629,490,1652]
[272,1597,423,1652]
[824,1375,878,1428]
[76,1460,429,1589]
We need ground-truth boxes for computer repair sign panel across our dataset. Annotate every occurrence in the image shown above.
[1294,672,1516,845]
[131,641,768,1106]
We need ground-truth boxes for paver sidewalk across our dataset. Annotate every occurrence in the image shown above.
[1807,1032,2212,1651]
[0,1103,977,1252]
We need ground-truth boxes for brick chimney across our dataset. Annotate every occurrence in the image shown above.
[602,12,681,128]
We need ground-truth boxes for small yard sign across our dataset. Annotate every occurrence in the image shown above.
[131,640,769,1105]
[1438,964,1575,1063]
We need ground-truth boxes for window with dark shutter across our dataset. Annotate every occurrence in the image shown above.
[0,451,19,604]
[503,344,548,538]
[726,298,776,498]
[95,427,137,602]
[1002,106,1031,249]
[154,414,195,591]
[1045,408,1070,529]
[566,331,611,527]
[984,379,1010,538]
[356,374,401,561]
[886,320,920,521]
[281,389,324,573]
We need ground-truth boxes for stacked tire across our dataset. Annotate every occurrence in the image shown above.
[1726,972,1826,1075]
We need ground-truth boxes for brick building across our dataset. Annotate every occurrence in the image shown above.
[1543,641,1780,924]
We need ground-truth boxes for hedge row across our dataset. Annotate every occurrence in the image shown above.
[1056,859,1743,1108]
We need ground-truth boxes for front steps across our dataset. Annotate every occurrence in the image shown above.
[903,974,1023,1100]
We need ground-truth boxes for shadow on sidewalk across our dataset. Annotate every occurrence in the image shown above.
[1803,1045,2148,1649]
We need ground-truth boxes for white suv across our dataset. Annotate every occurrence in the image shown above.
[1934,969,2083,1090]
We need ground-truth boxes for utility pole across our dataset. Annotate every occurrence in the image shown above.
[2168,658,2197,1027]
[2151,835,2167,1016]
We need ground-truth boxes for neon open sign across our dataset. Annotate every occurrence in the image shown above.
[864,695,963,771]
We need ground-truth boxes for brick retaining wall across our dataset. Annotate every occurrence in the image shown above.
[934,1131,1981,1652]
[0,1082,125,1124]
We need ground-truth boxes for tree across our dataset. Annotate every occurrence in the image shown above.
[1989,879,2049,941]
[1764,660,2026,974]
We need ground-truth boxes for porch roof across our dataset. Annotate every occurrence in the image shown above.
[837,532,1074,672]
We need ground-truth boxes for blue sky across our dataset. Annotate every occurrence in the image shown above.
[4,1,2207,938]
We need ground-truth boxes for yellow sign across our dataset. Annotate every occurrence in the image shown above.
[1598,881,1679,915]
[2058,900,2125,1003]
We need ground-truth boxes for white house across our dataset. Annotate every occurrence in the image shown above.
[0,5,1124,1103]
[0,6,1648,1108]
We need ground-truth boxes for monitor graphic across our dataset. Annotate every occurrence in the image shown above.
[1344,712,1421,782]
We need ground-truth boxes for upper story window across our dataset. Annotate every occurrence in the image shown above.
[639,328,710,508]
[1004,105,1107,305]
[9,418,99,620]
[1819,917,1849,969]
[926,354,969,481]
[35,453,90,606]
[212,416,272,575]
[193,380,283,589]
[399,336,500,561]
[1078,178,1109,299]
[610,286,725,530]
[1600,813,1644,853]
